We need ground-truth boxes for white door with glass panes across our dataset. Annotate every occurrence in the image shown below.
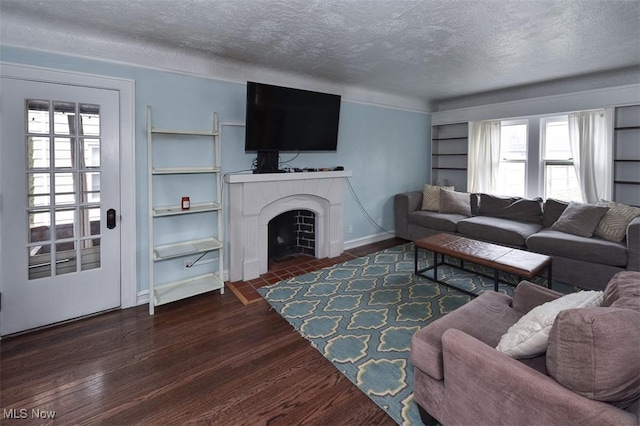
[0,78,121,335]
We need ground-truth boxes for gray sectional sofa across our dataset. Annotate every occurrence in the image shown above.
[395,191,640,291]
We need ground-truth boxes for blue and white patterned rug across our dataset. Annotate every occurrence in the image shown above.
[258,242,555,425]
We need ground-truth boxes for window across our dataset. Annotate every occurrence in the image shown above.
[496,121,527,197]
[541,116,582,202]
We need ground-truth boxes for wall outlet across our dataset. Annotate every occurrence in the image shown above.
[348,224,353,233]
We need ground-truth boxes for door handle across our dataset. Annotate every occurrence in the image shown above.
[107,208,117,229]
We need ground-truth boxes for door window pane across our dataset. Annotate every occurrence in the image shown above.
[55,242,76,276]
[28,246,52,279]
[27,100,50,134]
[54,137,75,169]
[55,208,75,239]
[79,104,100,136]
[54,172,76,205]
[81,139,100,168]
[27,137,50,169]
[53,101,76,135]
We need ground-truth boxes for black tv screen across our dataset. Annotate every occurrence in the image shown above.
[245,82,341,152]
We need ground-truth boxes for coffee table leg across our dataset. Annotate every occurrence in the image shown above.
[414,245,418,273]
[494,269,499,292]
[547,264,553,289]
[433,251,438,281]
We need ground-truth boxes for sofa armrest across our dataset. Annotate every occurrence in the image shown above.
[627,217,640,271]
[440,329,636,426]
[394,191,422,239]
[511,280,563,314]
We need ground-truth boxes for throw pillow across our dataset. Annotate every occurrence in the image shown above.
[542,198,569,228]
[594,201,640,243]
[421,184,454,211]
[479,193,543,224]
[495,290,603,358]
[550,201,609,238]
[439,189,471,216]
[546,308,640,409]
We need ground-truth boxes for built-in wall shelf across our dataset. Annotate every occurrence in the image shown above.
[431,122,468,190]
[153,202,222,217]
[613,105,640,206]
[153,273,224,307]
[152,166,221,174]
[147,106,225,315]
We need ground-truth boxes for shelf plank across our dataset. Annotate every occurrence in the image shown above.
[151,128,218,136]
[432,167,468,170]
[154,237,223,261]
[153,202,221,217]
[614,181,640,185]
[614,126,640,130]
[152,166,220,174]
[153,273,224,306]
[432,137,468,141]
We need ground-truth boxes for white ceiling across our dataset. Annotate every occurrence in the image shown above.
[1,0,639,109]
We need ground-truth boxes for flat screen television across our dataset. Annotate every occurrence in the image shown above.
[245,82,341,172]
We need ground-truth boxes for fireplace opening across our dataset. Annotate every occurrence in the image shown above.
[268,210,316,263]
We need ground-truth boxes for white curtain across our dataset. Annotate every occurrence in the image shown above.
[468,120,501,193]
[568,108,613,203]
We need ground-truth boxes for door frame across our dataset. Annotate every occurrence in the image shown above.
[1,62,137,310]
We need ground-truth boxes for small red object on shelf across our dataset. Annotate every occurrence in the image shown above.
[181,196,190,210]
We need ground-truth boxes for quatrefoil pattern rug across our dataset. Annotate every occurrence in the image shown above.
[259,242,530,425]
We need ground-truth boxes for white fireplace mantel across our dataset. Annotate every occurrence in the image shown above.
[226,171,352,281]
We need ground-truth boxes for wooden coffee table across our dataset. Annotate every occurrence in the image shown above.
[414,233,552,297]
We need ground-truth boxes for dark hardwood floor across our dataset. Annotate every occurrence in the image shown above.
[1,238,406,425]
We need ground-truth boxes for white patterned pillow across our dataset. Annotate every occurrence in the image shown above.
[421,184,454,211]
[594,201,640,243]
[496,290,604,358]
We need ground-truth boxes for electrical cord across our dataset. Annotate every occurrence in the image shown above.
[346,177,394,235]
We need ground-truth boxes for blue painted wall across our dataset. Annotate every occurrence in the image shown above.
[1,45,430,293]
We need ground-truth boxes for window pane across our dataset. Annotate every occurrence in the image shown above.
[27,136,50,169]
[500,123,527,160]
[544,120,572,160]
[54,172,76,205]
[54,137,75,169]
[53,102,76,135]
[497,162,525,197]
[27,100,50,134]
[546,164,582,202]
[79,104,100,136]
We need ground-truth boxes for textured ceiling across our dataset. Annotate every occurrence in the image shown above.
[1,0,639,107]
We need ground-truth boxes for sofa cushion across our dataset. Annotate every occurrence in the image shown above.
[547,307,640,409]
[408,211,466,233]
[542,198,569,228]
[594,201,640,243]
[526,229,627,267]
[458,216,543,247]
[411,291,520,381]
[439,189,471,216]
[496,290,603,358]
[421,184,454,211]
[602,271,640,310]
[550,201,609,238]
[479,194,543,224]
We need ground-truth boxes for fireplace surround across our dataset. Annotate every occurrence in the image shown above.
[226,171,351,281]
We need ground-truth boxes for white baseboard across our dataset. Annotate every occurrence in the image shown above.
[343,230,396,251]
